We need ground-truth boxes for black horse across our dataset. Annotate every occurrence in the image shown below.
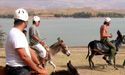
[86,30,125,70]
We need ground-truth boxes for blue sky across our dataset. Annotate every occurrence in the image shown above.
[0,0,125,9]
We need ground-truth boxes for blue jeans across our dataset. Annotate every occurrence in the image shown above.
[5,65,31,75]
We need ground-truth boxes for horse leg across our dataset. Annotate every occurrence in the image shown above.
[91,52,97,68]
[113,56,118,70]
[89,52,97,69]
[49,61,56,72]
[88,56,92,69]
[44,60,48,69]
[102,55,108,61]
[102,55,109,69]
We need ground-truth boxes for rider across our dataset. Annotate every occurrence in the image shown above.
[100,17,116,65]
[5,8,47,75]
[29,16,47,67]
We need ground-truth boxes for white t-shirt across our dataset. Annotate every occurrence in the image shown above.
[5,28,31,67]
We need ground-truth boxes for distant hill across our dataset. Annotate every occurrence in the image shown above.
[0,6,125,18]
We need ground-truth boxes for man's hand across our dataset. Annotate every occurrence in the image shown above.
[37,68,48,75]
[109,34,112,38]
[38,65,44,69]
[39,41,46,46]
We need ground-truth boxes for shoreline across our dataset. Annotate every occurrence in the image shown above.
[0,17,124,20]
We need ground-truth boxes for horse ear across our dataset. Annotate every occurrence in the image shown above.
[57,37,60,40]
[117,30,122,36]
[67,60,79,75]
[57,37,63,43]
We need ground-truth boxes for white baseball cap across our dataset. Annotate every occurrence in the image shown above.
[14,8,28,21]
[105,17,111,22]
[33,16,40,22]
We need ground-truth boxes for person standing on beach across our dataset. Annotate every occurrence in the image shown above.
[5,8,47,75]
[29,16,47,67]
[100,17,116,65]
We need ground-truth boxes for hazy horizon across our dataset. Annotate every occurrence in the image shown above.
[0,0,125,9]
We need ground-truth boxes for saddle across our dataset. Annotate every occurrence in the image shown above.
[93,40,110,52]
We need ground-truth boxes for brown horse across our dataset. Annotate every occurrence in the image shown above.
[86,30,125,70]
[33,37,71,72]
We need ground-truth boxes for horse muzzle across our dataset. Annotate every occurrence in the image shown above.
[66,51,70,56]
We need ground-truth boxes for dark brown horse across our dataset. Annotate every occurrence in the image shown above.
[50,61,79,75]
[86,30,125,70]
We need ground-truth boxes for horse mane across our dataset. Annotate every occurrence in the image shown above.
[50,42,60,48]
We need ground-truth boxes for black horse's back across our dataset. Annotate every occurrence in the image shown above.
[87,40,105,56]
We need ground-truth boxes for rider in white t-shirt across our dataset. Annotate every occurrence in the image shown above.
[5,8,47,75]
[5,28,31,67]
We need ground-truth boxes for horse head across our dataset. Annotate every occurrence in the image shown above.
[57,37,70,56]
[117,30,125,44]
[122,35,125,44]
[114,30,125,51]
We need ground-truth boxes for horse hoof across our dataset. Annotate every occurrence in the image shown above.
[103,64,108,69]
[103,66,106,69]
[90,67,93,70]
[115,67,118,70]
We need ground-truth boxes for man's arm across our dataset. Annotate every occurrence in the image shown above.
[32,34,45,46]
[28,46,44,69]
[15,48,47,74]
[28,46,40,64]
[102,25,112,38]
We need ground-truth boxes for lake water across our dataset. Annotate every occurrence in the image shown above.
[0,18,125,46]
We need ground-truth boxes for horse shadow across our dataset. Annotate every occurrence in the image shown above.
[60,65,90,70]
[60,64,121,72]
[114,64,124,68]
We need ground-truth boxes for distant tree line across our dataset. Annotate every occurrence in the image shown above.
[0,26,6,48]
[54,12,124,18]
[0,14,13,18]
[0,12,124,18]
[97,12,124,18]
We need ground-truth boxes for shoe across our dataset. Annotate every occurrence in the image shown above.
[106,60,112,65]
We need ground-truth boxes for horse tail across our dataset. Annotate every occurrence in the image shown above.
[86,42,90,59]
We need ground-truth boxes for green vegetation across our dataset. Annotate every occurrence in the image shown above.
[97,12,124,18]
[72,12,92,18]
[0,14,13,18]
[54,12,124,18]
[0,26,6,47]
